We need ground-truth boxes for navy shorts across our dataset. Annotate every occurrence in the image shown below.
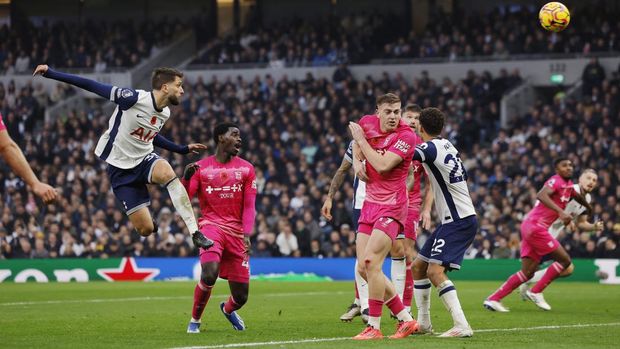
[352,208,361,232]
[107,153,163,215]
[418,215,478,270]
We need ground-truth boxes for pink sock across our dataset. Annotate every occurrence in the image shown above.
[531,262,565,293]
[368,298,384,317]
[223,295,242,313]
[403,262,414,307]
[385,295,405,316]
[192,281,213,320]
[488,271,529,301]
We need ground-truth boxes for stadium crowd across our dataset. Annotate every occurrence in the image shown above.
[0,18,187,74]
[192,6,620,68]
[0,61,619,260]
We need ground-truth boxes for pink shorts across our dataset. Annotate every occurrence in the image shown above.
[358,202,406,241]
[520,220,560,262]
[199,225,250,283]
[403,209,420,240]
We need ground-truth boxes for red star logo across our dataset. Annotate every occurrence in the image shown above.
[97,257,159,282]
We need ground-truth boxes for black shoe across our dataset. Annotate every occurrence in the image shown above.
[192,231,214,249]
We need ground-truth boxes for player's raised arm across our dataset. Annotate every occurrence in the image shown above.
[182,163,201,199]
[33,64,138,110]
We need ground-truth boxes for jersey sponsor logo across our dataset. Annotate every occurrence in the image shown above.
[129,127,158,142]
[205,183,243,195]
[394,139,411,153]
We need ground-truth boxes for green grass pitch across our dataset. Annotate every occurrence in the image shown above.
[1,280,619,348]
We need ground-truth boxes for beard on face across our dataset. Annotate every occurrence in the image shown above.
[168,95,180,106]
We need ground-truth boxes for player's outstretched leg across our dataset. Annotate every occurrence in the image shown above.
[340,266,361,322]
[412,258,433,334]
[152,160,214,249]
[426,264,472,338]
[485,257,538,312]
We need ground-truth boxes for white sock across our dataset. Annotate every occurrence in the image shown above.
[437,280,469,328]
[166,178,199,233]
[354,297,360,307]
[354,260,369,311]
[395,308,413,322]
[529,268,546,285]
[368,316,381,329]
[191,317,200,323]
[405,305,411,313]
[414,278,431,325]
[391,257,406,300]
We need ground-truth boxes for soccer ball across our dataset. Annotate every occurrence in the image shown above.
[539,2,571,32]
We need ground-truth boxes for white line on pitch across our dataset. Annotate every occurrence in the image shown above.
[169,322,620,349]
[0,290,346,307]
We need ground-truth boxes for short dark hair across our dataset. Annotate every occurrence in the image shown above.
[213,122,239,145]
[554,157,570,167]
[419,107,445,136]
[151,67,183,90]
[376,93,401,107]
[404,104,421,113]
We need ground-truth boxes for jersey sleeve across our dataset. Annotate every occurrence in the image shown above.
[0,113,6,132]
[110,87,140,110]
[544,176,560,194]
[344,141,353,164]
[182,165,201,199]
[387,130,416,160]
[242,165,258,236]
[413,141,437,163]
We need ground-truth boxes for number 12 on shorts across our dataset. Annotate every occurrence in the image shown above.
[431,238,445,256]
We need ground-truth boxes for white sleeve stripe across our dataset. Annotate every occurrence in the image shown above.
[109,86,118,101]
[415,148,425,161]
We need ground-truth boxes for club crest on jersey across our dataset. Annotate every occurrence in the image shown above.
[121,89,134,98]
[235,171,242,180]
[220,172,229,181]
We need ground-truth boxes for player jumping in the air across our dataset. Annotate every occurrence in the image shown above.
[33,64,213,250]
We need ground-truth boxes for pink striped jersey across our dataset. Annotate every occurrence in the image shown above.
[526,174,576,228]
[0,113,6,131]
[182,155,257,238]
[358,114,416,207]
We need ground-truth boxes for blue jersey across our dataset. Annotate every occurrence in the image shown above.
[413,138,476,224]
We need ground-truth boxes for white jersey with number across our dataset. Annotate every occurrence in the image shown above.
[548,184,591,238]
[344,140,366,209]
[94,88,170,169]
[414,138,476,224]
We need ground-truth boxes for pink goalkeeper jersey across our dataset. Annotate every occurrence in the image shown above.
[0,113,6,131]
[359,114,416,208]
[526,174,575,228]
[183,155,257,238]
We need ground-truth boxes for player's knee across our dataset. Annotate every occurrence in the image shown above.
[200,270,218,286]
[558,258,572,270]
[135,223,155,237]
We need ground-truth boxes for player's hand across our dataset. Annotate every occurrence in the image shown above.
[32,64,49,76]
[183,163,200,181]
[354,162,369,182]
[594,221,604,232]
[321,199,333,221]
[559,211,572,226]
[348,122,365,142]
[421,209,432,230]
[187,143,208,154]
[244,236,251,254]
[32,182,57,204]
